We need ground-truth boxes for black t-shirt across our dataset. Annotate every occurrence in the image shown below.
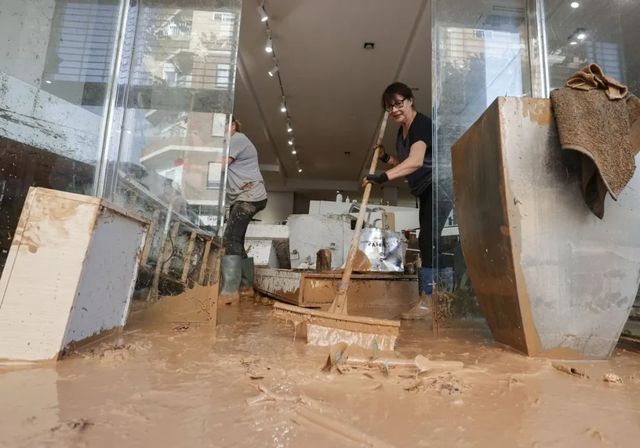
[395,111,432,196]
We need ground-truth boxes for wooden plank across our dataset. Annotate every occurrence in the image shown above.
[148,218,177,301]
[273,302,400,329]
[273,303,400,345]
[254,269,302,304]
[198,239,212,285]
[180,231,197,283]
[140,209,161,266]
[0,187,146,361]
[315,249,332,272]
[205,245,220,286]
[161,222,180,275]
[0,188,96,360]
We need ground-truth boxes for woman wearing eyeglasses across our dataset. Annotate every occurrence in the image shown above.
[365,82,434,320]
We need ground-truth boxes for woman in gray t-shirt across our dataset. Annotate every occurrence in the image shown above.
[219,117,267,304]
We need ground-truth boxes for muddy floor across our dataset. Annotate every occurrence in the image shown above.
[1,296,639,447]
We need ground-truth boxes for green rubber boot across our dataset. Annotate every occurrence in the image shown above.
[220,255,242,305]
[240,257,256,298]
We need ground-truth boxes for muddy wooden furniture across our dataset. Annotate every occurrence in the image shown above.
[452,97,640,358]
[0,188,148,361]
[255,268,418,320]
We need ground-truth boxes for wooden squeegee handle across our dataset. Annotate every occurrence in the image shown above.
[329,112,389,314]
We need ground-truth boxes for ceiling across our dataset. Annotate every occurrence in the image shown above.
[233,0,431,200]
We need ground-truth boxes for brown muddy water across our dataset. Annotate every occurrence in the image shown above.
[1,296,639,447]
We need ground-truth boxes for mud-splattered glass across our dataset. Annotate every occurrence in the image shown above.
[0,0,126,275]
[431,0,533,317]
[101,1,241,237]
[539,0,640,336]
[541,0,640,95]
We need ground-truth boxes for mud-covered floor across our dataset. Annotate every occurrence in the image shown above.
[1,296,639,448]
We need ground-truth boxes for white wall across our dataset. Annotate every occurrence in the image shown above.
[254,191,293,224]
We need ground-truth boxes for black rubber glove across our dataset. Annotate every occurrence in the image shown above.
[365,172,389,184]
[376,145,390,163]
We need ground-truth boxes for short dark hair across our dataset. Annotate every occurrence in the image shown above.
[381,82,414,109]
[232,115,242,132]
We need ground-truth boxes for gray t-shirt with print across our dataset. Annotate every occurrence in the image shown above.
[227,132,267,204]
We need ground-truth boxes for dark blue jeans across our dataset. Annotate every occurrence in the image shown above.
[419,184,433,268]
[223,199,267,257]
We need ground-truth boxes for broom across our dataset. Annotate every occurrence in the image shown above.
[274,112,401,350]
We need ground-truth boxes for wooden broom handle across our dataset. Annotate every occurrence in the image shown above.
[330,112,389,314]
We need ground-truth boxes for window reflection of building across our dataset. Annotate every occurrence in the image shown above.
[42,1,120,113]
[543,0,627,91]
[118,6,238,229]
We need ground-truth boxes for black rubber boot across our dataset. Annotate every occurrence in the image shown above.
[220,255,242,305]
[240,257,255,298]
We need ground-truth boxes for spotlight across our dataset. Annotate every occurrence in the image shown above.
[286,124,293,133]
[257,4,268,22]
[280,97,287,113]
[570,2,580,9]
[288,139,294,146]
[568,27,587,43]
[569,41,578,46]
[268,66,279,77]
[298,168,302,173]
[291,149,297,155]
[265,35,273,53]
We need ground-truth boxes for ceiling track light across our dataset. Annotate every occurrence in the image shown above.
[286,123,293,133]
[265,34,273,53]
[570,2,580,9]
[291,149,297,155]
[268,65,279,77]
[257,4,268,22]
[280,97,287,113]
[567,27,587,44]
[298,168,303,173]
[288,139,294,146]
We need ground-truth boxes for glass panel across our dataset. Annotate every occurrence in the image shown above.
[432,0,532,314]
[0,0,124,275]
[541,0,640,324]
[543,0,640,94]
[104,0,241,239]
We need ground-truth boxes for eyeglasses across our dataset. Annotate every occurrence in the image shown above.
[385,98,406,112]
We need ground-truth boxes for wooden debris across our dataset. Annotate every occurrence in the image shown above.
[404,379,424,392]
[414,355,464,374]
[603,373,623,384]
[321,342,349,373]
[316,249,332,272]
[552,363,589,378]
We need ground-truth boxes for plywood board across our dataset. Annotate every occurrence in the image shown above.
[0,188,148,361]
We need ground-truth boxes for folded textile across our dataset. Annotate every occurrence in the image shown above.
[566,63,628,100]
[550,64,640,218]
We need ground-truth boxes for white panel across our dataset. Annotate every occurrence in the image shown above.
[62,207,146,345]
[0,188,147,361]
[0,189,97,360]
[245,223,289,239]
[307,200,420,232]
[245,239,278,267]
